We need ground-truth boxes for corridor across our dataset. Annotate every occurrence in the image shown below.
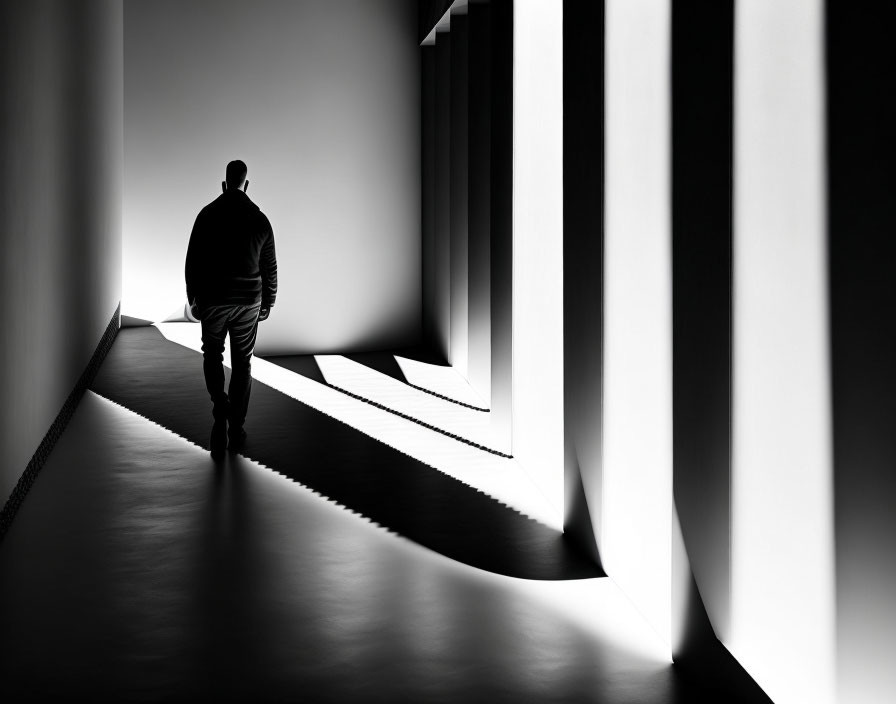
[5,1,894,701]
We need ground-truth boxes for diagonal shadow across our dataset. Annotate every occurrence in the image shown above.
[91,327,601,580]
[343,351,410,385]
[258,353,328,385]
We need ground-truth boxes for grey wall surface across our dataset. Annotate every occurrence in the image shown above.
[124,0,420,355]
[0,0,123,504]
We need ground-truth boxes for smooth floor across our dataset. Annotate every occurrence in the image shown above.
[0,328,764,702]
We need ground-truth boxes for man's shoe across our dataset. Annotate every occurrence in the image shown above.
[228,427,247,452]
[210,419,227,460]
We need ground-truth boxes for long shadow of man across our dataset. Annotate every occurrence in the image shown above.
[185,160,278,459]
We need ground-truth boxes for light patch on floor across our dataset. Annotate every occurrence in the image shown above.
[314,354,501,451]
[393,354,488,409]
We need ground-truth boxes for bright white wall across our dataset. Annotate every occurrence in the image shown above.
[730,2,835,703]
[124,0,420,354]
[603,0,673,647]
[512,0,564,520]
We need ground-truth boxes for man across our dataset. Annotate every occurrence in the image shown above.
[185,160,277,458]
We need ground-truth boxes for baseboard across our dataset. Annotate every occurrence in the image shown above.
[0,303,121,541]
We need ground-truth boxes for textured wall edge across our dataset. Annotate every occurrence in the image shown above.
[0,303,121,541]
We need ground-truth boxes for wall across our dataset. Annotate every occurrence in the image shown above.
[828,4,896,703]
[563,0,604,565]
[449,14,470,379]
[669,7,775,701]
[123,0,420,355]
[488,0,514,453]
[671,0,733,647]
[730,2,835,703]
[603,0,673,645]
[433,33,452,361]
[421,45,437,357]
[466,1,493,406]
[420,0,512,449]
[0,1,123,505]
[565,2,892,702]
[512,0,565,517]
[422,0,563,517]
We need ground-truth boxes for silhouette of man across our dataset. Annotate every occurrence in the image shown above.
[185,160,277,458]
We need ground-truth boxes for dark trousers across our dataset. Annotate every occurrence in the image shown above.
[200,303,261,429]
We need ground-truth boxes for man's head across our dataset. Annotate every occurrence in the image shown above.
[223,160,248,192]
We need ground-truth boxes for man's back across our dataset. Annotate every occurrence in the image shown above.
[185,188,277,308]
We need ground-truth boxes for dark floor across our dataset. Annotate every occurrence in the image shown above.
[0,328,769,702]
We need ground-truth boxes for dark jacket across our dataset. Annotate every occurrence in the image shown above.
[185,189,277,308]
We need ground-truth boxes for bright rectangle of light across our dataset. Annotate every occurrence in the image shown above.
[314,355,498,451]
[602,0,673,649]
[730,2,835,703]
[511,0,565,522]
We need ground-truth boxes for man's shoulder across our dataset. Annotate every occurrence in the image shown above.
[198,194,225,216]
[248,202,272,232]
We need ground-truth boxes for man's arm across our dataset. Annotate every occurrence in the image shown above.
[184,211,206,305]
[259,214,277,320]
